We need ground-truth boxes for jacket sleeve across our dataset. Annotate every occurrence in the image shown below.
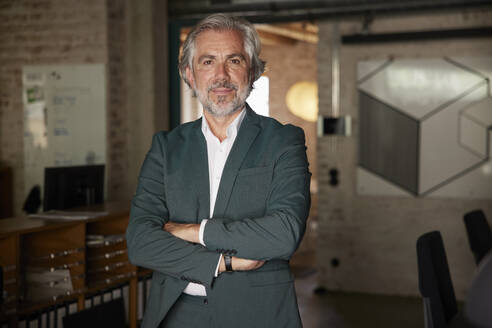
[126,132,221,287]
[203,126,311,261]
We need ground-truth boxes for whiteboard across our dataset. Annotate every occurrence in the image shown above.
[23,64,106,204]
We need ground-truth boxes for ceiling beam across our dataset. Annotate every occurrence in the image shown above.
[169,0,492,23]
[256,23,318,44]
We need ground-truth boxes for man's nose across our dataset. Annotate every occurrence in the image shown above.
[214,62,229,80]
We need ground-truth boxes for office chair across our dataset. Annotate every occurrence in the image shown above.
[23,185,41,214]
[465,252,492,328]
[463,209,492,265]
[417,231,458,328]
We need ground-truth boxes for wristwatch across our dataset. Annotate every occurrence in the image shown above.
[224,254,233,272]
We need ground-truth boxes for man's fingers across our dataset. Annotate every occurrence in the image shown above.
[231,257,265,271]
[254,260,265,269]
[163,222,178,231]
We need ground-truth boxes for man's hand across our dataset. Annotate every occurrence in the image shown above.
[219,256,264,273]
[163,222,200,244]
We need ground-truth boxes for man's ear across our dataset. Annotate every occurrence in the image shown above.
[185,67,195,89]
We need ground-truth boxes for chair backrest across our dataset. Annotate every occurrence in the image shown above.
[464,209,492,265]
[0,166,13,219]
[63,297,126,328]
[417,231,458,328]
[0,266,3,304]
[465,252,492,327]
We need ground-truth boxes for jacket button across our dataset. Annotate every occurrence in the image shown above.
[203,299,208,304]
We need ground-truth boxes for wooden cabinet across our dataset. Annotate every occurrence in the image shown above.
[0,202,147,328]
[0,235,18,318]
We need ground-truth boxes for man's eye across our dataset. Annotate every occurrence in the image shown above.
[203,60,212,65]
[230,58,241,64]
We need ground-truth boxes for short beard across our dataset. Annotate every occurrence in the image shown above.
[196,80,251,117]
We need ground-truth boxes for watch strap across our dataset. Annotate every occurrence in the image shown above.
[224,254,233,272]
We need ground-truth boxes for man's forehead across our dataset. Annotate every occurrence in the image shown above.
[194,29,245,53]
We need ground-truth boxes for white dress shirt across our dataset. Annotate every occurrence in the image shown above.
[182,108,246,296]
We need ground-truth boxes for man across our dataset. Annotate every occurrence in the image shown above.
[126,13,311,328]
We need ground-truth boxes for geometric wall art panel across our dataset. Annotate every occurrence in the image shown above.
[357,57,492,198]
[359,91,419,194]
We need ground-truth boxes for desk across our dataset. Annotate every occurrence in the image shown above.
[0,202,150,328]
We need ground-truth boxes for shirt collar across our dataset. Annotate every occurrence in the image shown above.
[201,107,246,140]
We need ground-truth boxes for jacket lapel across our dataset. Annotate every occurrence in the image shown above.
[212,106,261,218]
[191,119,211,222]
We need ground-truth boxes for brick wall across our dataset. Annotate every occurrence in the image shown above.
[316,8,492,299]
[0,0,108,214]
[261,40,318,253]
[262,40,318,190]
[0,0,167,215]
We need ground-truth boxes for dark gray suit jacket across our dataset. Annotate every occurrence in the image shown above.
[126,105,311,327]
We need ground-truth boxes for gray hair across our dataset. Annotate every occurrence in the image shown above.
[178,13,266,89]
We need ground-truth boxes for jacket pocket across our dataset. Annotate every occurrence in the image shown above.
[237,165,272,177]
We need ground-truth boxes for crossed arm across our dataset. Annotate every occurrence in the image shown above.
[163,126,310,271]
[126,127,310,285]
[163,222,264,272]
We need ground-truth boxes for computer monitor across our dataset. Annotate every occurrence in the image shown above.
[43,165,105,211]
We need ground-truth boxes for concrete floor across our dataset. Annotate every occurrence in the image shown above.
[291,252,424,328]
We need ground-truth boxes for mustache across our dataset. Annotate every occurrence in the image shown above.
[208,81,238,91]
